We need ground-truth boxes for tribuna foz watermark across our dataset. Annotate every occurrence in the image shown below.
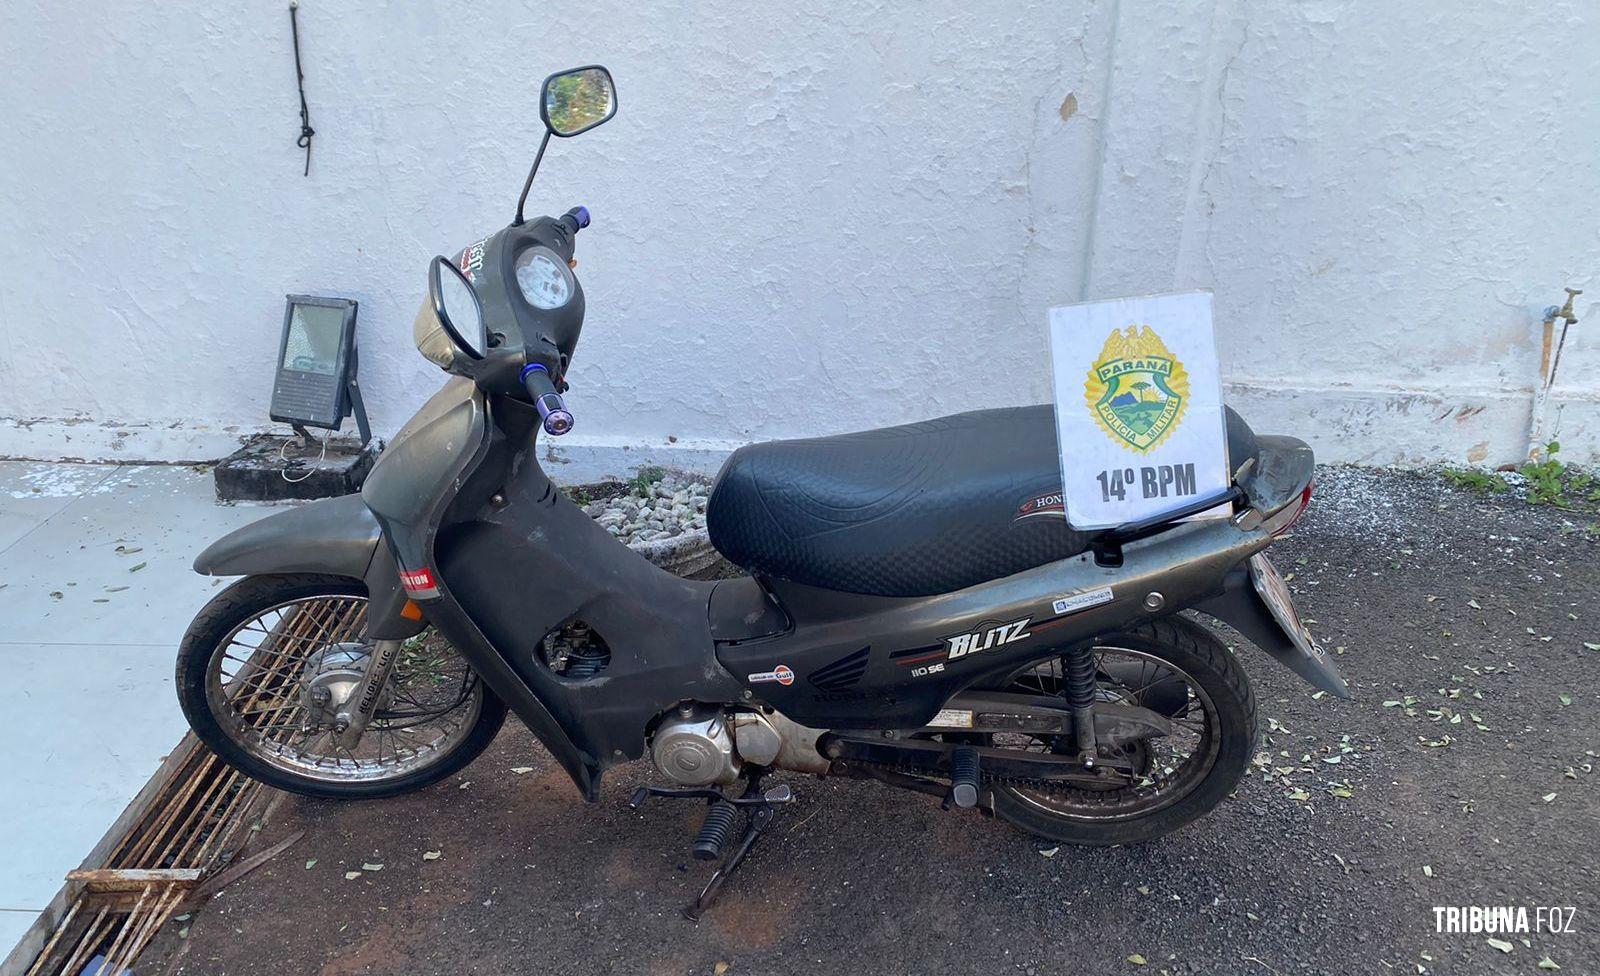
[1434,906,1577,935]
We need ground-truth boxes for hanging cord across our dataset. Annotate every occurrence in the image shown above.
[289,2,314,176]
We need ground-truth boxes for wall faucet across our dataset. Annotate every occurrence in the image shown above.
[1528,287,1584,461]
[1544,287,1581,328]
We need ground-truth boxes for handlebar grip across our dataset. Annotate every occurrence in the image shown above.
[562,206,591,233]
[520,364,574,436]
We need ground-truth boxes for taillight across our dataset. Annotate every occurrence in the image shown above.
[1263,481,1314,536]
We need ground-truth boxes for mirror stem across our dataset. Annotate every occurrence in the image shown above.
[513,130,552,227]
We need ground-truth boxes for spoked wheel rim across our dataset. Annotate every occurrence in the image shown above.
[203,593,484,783]
[987,645,1221,822]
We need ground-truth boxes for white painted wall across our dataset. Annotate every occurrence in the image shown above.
[2,0,1596,468]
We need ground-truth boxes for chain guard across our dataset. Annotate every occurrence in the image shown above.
[850,753,1141,797]
[826,735,1141,796]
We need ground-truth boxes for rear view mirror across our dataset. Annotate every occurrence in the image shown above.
[541,66,617,137]
[428,256,487,360]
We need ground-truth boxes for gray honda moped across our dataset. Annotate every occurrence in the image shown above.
[177,65,1345,915]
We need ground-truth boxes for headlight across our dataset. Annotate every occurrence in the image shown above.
[413,303,458,368]
[515,245,574,310]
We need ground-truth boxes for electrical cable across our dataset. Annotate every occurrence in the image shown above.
[279,429,329,484]
[289,3,314,176]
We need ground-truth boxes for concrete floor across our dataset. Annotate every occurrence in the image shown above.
[0,462,264,954]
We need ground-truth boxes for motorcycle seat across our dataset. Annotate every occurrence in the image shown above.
[706,404,1257,598]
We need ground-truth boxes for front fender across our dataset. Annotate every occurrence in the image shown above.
[194,494,423,640]
[195,494,380,578]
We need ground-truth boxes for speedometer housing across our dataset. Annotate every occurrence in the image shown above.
[515,245,575,310]
[417,216,585,395]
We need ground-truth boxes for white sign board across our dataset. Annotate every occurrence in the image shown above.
[1048,291,1230,530]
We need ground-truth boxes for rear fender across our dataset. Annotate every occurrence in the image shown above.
[1195,565,1350,698]
[193,494,423,640]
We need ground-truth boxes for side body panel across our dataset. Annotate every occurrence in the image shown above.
[435,409,745,770]
[363,378,602,798]
[716,518,1268,729]
[362,384,743,800]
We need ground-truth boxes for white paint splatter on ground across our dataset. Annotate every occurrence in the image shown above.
[3,462,120,499]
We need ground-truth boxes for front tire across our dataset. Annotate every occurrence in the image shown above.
[176,573,505,799]
[982,616,1256,846]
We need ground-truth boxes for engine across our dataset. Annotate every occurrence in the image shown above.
[651,706,741,786]
[649,705,825,786]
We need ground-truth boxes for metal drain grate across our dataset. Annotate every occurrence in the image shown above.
[17,739,274,976]
[24,877,190,976]
[6,597,354,976]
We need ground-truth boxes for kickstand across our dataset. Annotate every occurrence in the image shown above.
[685,801,776,920]
[681,774,780,908]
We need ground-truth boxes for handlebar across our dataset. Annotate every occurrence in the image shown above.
[520,363,574,436]
[561,206,590,234]
[513,208,586,436]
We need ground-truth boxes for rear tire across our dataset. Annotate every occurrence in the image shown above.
[984,616,1256,846]
[176,573,506,800]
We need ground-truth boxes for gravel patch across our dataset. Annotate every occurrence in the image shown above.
[580,470,709,545]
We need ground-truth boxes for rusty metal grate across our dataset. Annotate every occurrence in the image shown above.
[23,880,190,976]
[18,740,272,976]
[11,599,354,976]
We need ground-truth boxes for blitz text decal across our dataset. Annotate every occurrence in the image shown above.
[946,618,1032,660]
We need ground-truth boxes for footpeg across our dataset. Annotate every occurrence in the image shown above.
[693,799,738,861]
[686,799,776,921]
[949,745,981,809]
[625,778,794,918]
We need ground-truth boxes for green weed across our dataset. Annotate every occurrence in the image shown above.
[629,465,667,497]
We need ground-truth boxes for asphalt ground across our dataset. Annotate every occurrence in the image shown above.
[140,467,1600,976]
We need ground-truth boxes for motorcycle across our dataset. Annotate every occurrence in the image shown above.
[177,64,1347,916]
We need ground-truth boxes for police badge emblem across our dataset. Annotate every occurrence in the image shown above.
[1083,325,1190,453]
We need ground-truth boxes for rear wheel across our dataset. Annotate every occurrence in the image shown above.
[976,616,1256,845]
[176,573,505,799]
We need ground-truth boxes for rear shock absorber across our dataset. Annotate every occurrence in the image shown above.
[1062,643,1099,759]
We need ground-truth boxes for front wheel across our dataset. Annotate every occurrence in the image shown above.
[977,616,1257,846]
[176,573,505,799]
